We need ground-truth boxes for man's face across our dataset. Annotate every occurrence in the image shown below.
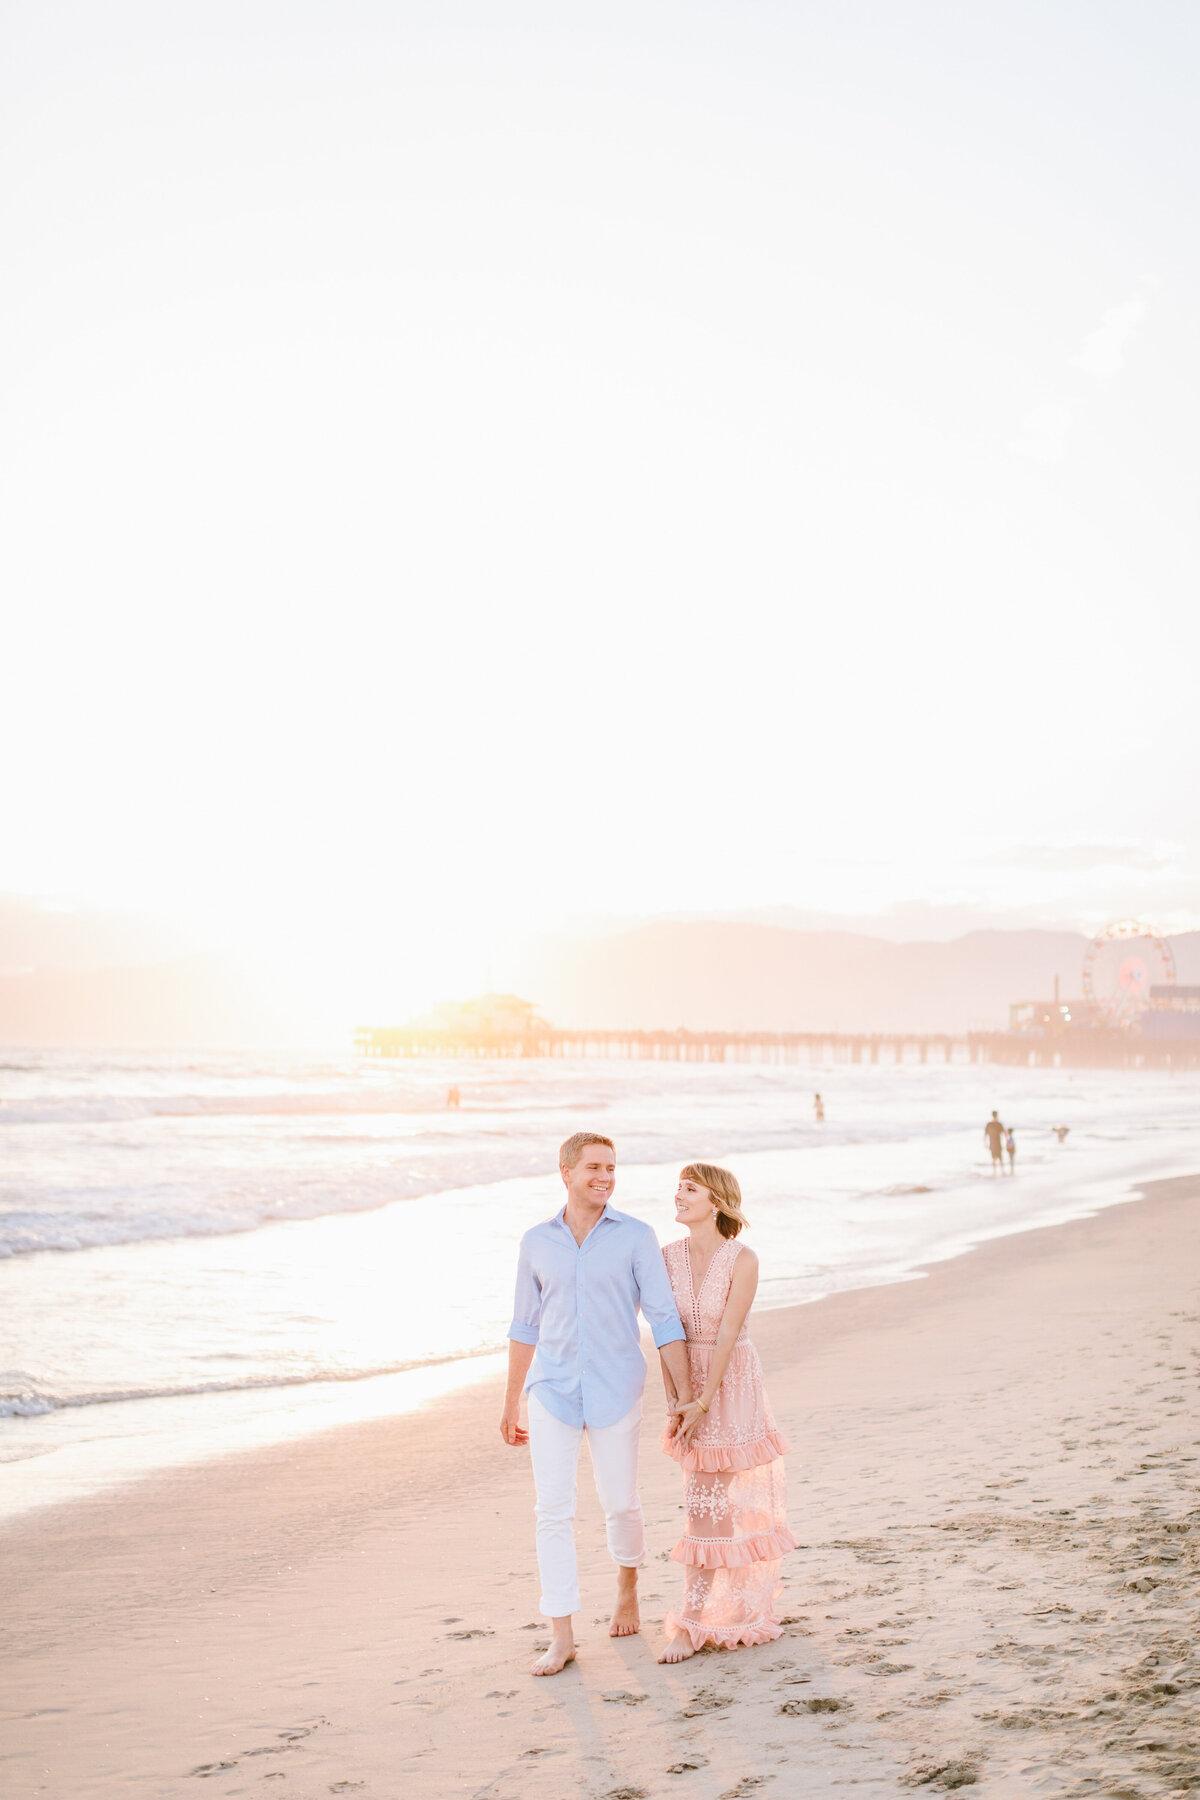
[562,1145,616,1209]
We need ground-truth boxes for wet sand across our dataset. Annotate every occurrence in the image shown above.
[3,1175,1198,1799]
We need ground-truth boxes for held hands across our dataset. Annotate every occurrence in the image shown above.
[499,1403,528,1447]
[670,1399,709,1448]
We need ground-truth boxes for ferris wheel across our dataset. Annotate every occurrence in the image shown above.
[1081,919,1176,1029]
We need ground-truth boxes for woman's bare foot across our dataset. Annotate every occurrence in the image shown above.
[657,1631,697,1664]
[531,1628,576,1676]
[609,1568,640,1637]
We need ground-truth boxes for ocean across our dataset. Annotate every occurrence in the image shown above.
[3,1049,1197,1521]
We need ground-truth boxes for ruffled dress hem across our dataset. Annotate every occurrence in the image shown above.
[663,1613,784,1651]
[671,1526,797,1568]
[659,1423,791,1472]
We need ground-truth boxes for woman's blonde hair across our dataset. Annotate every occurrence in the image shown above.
[680,1162,748,1239]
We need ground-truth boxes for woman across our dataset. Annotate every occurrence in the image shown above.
[658,1163,795,1662]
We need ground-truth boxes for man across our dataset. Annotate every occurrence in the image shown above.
[500,1132,693,1676]
[984,1110,1006,1175]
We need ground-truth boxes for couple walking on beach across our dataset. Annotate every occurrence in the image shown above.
[500,1132,795,1676]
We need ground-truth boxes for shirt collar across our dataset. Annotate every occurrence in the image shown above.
[554,1201,619,1231]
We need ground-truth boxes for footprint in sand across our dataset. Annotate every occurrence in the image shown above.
[601,1690,648,1706]
[779,1697,846,1715]
[718,1782,772,1799]
[900,1757,980,1789]
[235,1723,324,1763]
[677,1686,734,1718]
[667,1756,708,1773]
[189,1763,237,1778]
[446,1626,495,1639]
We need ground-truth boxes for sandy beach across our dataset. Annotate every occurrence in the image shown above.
[4,1174,1198,1800]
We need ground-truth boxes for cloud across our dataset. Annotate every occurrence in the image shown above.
[978,842,1182,874]
[1011,400,1072,463]
[1012,279,1160,460]
[1071,279,1159,379]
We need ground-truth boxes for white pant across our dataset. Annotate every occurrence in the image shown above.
[527,1391,645,1619]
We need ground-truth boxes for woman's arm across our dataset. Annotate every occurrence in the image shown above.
[675,1248,759,1445]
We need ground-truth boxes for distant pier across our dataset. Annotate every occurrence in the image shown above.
[353,1024,1200,1070]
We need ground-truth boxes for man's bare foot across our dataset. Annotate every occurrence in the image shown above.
[531,1630,576,1676]
[657,1631,697,1664]
[609,1570,640,1638]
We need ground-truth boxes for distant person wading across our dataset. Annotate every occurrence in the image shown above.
[984,1111,1007,1175]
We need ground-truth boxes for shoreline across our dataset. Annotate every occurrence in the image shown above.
[4,1173,1198,1797]
[6,1139,1194,1525]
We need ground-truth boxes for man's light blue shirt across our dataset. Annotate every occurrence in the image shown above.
[508,1204,686,1428]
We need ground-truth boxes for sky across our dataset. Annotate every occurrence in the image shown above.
[3,2,1198,1012]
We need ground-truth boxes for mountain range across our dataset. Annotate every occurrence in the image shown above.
[3,894,1198,1046]
[505,922,1200,1037]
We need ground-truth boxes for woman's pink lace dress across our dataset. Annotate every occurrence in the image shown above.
[660,1236,796,1650]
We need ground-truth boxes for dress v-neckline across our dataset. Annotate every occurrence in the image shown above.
[687,1237,726,1307]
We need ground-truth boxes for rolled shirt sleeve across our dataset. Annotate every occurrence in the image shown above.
[507,1233,542,1345]
[632,1225,686,1347]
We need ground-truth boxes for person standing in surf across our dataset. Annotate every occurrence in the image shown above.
[501,1133,693,1676]
[984,1111,1006,1175]
[658,1163,795,1662]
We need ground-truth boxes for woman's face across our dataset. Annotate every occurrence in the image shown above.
[674,1175,714,1227]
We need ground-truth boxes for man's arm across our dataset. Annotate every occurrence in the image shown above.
[631,1226,692,1411]
[501,1235,541,1445]
[501,1340,535,1445]
[659,1338,694,1411]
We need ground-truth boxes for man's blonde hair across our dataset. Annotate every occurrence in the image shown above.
[559,1131,616,1171]
[680,1162,748,1239]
